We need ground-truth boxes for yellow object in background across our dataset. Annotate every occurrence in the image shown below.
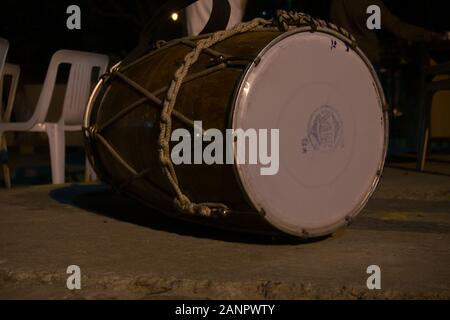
[430,60,450,139]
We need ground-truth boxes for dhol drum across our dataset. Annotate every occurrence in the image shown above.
[84,13,388,238]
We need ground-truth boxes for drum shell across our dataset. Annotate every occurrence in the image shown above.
[87,31,284,234]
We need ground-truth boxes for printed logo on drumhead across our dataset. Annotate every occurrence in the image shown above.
[307,105,344,152]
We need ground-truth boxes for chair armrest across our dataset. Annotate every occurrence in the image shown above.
[0,120,37,133]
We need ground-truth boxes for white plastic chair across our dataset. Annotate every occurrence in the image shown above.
[0,50,109,184]
[0,63,20,189]
[0,38,10,188]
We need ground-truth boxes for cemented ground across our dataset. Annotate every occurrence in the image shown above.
[0,167,449,299]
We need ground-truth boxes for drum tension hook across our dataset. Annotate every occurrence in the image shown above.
[210,207,230,217]
[207,55,260,68]
[259,208,267,217]
[253,57,261,66]
[309,21,318,33]
[301,229,310,238]
[345,216,354,226]
[207,55,226,68]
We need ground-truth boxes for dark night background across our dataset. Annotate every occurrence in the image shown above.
[2,0,450,77]
[1,0,450,153]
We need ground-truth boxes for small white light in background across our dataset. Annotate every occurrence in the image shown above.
[171,12,179,22]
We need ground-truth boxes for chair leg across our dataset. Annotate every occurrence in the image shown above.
[47,125,65,184]
[417,127,429,172]
[84,157,97,182]
[416,90,433,172]
[0,134,11,188]
[2,164,11,189]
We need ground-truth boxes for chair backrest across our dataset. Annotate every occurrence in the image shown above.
[1,64,21,122]
[35,50,109,125]
[0,38,10,120]
[0,38,8,77]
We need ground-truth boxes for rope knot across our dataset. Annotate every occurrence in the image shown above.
[160,113,171,124]
[174,195,191,211]
[158,150,172,166]
[194,205,212,217]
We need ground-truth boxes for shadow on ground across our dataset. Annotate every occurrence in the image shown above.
[49,184,328,245]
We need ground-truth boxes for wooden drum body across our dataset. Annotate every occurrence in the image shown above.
[84,19,388,238]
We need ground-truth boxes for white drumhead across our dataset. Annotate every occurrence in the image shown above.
[232,29,387,237]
